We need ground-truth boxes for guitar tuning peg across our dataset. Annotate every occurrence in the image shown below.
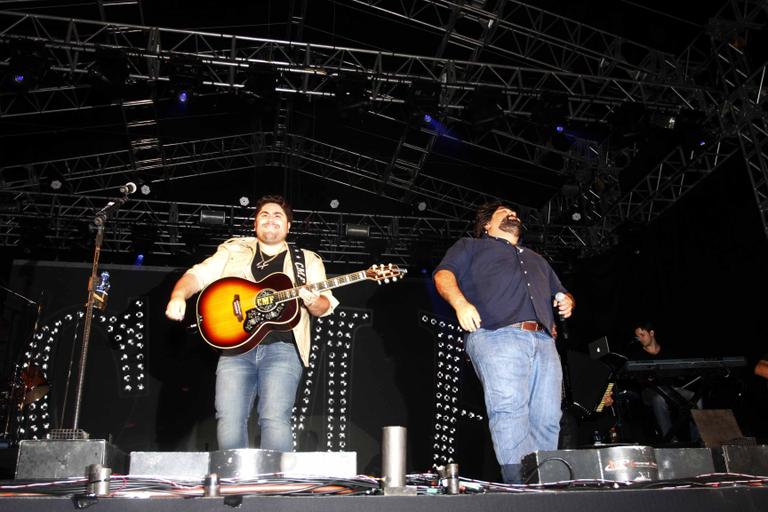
[372,264,378,269]
[377,281,382,286]
[384,278,390,283]
[392,277,398,282]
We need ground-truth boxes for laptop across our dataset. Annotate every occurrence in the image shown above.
[588,336,611,360]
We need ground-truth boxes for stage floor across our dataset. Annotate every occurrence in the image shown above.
[0,486,767,512]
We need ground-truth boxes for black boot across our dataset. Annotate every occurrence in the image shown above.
[501,464,522,485]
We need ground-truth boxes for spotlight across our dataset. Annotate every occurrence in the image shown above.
[239,196,250,206]
[423,114,433,124]
[570,211,582,222]
[13,74,25,84]
[345,224,370,238]
[50,179,62,190]
[329,199,340,209]
[177,90,190,104]
[698,140,706,146]
[416,201,427,212]
[140,184,151,196]
[555,125,565,133]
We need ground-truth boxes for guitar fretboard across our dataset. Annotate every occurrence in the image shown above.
[272,270,369,303]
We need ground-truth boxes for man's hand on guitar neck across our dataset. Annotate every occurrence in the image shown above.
[299,287,331,317]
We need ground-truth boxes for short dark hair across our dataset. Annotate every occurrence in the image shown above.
[253,195,293,223]
[634,320,655,333]
[473,201,518,238]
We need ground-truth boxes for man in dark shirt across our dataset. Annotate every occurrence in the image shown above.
[626,321,698,442]
[433,202,574,484]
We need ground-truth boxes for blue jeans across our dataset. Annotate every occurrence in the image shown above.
[215,342,303,451]
[465,325,562,466]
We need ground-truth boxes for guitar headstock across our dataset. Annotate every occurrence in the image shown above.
[366,263,407,284]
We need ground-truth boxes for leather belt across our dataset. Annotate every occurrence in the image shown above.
[510,321,546,332]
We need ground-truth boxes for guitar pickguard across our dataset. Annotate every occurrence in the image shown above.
[243,289,286,333]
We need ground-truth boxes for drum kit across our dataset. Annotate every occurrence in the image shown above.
[0,364,50,442]
[0,284,49,444]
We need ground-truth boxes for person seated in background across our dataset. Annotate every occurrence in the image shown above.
[605,321,700,443]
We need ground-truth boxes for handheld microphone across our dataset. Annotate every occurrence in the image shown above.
[554,292,569,341]
[555,292,566,320]
[120,182,137,195]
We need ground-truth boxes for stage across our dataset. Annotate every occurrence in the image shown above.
[0,479,767,512]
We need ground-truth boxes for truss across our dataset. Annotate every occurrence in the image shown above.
[0,190,596,265]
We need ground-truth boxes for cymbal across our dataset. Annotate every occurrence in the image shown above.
[23,385,49,405]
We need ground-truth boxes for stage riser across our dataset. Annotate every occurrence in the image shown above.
[524,446,765,483]
[15,440,127,480]
[16,442,357,480]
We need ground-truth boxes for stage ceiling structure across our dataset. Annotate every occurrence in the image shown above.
[0,0,767,267]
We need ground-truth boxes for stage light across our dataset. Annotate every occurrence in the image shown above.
[13,74,24,84]
[177,90,190,104]
[239,196,250,206]
[416,201,427,211]
[200,210,226,225]
[698,140,706,146]
[571,211,582,222]
[555,125,565,133]
[50,179,62,190]
[345,223,370,238]
[330,199,340,209]
[423,114,432,124]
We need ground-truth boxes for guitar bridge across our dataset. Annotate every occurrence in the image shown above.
[233,294,244,322]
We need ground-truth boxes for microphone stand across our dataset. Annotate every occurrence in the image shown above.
[69,192,129,435]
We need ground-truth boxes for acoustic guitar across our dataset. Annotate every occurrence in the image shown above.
[196,263,405,353]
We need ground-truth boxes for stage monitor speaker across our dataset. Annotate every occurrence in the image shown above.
[16,439,127,479]
[129,451,210,480]
[654,448,715,480]
[523,445,657,483]
[713,445,768,476]
[690,409,743,447]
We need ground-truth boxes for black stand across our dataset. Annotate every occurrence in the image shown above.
[68,193,129,435]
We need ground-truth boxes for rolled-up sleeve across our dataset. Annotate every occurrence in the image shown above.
[185,245,231,290]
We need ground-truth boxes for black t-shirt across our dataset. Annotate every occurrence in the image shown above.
[625,342,679,361]
[251,248,295,346]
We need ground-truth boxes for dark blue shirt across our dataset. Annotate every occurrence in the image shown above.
[434,235,567,334]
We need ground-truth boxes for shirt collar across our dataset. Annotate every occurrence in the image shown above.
[482,233,524,252]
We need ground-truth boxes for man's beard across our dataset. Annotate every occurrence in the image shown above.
[499,217,522,236]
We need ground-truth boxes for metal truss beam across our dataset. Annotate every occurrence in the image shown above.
[595,62,768,243]
[0,190,606,265]
[344,0,685,80]
[0,131,508,218]
[0,11,712,120]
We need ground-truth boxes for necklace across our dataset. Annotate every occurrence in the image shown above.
[255,245,281,270]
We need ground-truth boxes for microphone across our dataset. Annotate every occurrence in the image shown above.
[555,292,567,320]
[554,292,570,342]
[120,182,137,195]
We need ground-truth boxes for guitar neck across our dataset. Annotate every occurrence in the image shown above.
[273,270,370,303]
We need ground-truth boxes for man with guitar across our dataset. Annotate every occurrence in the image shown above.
[165,195,338,451]
[433,202,574,485]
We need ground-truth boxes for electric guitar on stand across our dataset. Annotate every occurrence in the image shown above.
[196,263,405,354]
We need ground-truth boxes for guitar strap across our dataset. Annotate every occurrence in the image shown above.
[290,244,307,286]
